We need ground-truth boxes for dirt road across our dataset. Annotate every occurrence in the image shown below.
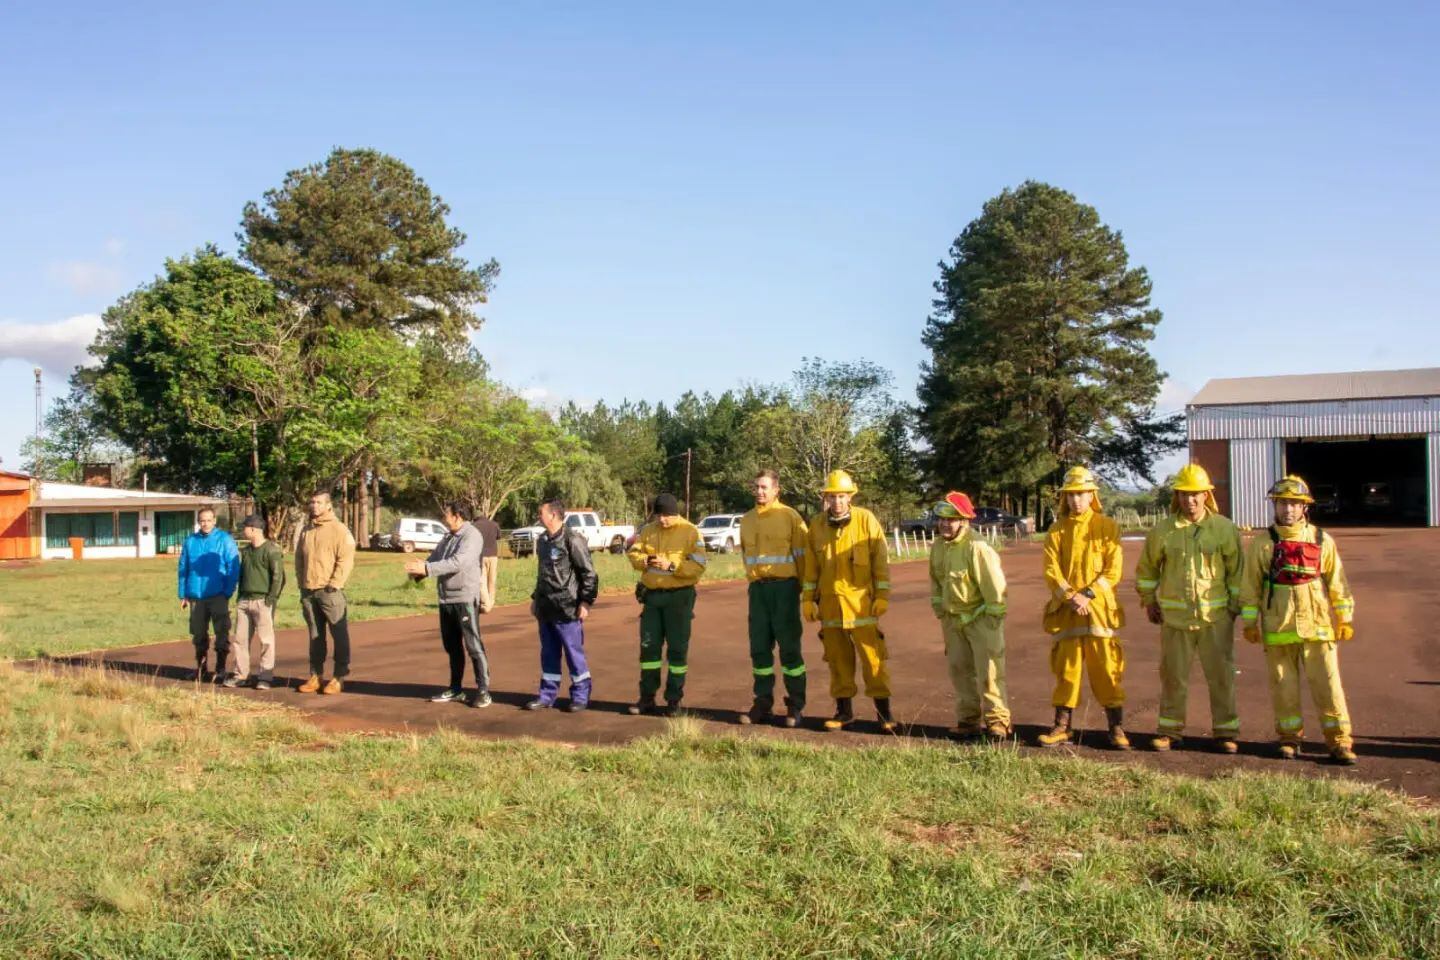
[54,527,1440,798]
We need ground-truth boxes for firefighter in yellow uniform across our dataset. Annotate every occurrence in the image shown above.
[625,493,707,717]
[1135,464,1243,753]
[1239,475,1357,764]
[801,470,896,732]
[737,469,809,728]
[1038,466,1129,750]
[928,491,1010,739]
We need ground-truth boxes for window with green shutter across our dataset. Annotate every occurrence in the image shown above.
[46,512,124,548]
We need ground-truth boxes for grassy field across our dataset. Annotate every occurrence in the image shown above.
[1,657,1436,959]
[0,551,748,661]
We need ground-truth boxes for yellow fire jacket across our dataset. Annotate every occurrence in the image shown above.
[295,513,356,591]
[739,501,808,581]
[1239,522,1354,644]
[929,529,1007,623]
[802,507,891,629]
[1043,509,1125,638]
[1134,510,1242,630]
[627,519,708,589]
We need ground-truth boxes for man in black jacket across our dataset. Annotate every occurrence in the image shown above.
[526,498,599,712]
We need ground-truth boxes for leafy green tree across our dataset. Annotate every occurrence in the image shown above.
[918,181,1183,522]
[239,147,498,347]
[560,400,664,516]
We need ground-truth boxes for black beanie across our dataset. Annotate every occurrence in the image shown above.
[653,493,680,516]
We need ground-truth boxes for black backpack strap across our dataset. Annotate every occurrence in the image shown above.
[1265,525,1280,608]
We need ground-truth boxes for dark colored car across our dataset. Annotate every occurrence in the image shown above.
[898,511,936,534]
[973,506,1031,535]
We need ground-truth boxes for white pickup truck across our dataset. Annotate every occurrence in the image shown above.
[508,510,636,557]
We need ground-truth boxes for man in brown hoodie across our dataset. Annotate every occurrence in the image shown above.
[295,491,357,694]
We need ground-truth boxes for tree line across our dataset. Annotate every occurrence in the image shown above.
[22,151,1181,537]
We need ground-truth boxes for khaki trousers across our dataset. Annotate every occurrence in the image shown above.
[1264,641,1352,748]
[1157,619,1239,737]
[1049,635,1124,709]
[941,613,1009,726]
[233,598,276,682]
[479,556,499,613]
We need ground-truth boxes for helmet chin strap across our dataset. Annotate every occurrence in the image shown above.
[826,511,852,527]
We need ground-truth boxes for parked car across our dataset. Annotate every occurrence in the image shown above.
[509,510,636,557]
[392,517,448,553]
[697,513,744,552]
[898,511,936,534]
[1361,482,1392,512]
[1311,483,1342,517]
[973,506,1031,534]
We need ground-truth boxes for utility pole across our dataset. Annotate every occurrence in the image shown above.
[684,447,692,520]
[33,368,43,478]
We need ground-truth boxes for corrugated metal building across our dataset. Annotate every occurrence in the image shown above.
[1187,368,1440,528]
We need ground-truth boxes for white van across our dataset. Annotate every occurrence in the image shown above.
[393,517,448,553]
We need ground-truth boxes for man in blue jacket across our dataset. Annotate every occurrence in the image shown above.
[177,507,241,681]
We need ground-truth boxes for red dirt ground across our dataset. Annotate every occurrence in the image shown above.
[48,528,1440,799]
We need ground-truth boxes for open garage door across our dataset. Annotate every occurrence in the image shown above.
[1285,437,1428,526]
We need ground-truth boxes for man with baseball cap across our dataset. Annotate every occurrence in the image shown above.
[226,514,285,690]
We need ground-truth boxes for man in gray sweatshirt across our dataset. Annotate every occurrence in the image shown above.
[405,501,491,707]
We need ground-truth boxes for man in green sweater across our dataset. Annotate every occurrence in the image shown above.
[226,514,286,690]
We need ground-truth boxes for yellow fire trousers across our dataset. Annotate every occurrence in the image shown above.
[941,614,1009,727]
[1264,641,1352,748]
[820,625,890,699]
[1049,635,1124,709]
[1157,621,1239,738]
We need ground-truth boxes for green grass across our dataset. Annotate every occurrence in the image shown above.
[0,551,747,660]
[0,659,1436,959]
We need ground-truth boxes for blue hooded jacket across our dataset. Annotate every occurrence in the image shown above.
[177,529,241,600]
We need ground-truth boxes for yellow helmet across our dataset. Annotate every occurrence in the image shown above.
[1172,464,1214,492]
[820,469,859,495]
[1267,475,1314,504]
[1058,466,1099,493]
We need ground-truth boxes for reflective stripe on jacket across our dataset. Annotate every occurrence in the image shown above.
[929,528,1006,622]
[739,502,807,581]
[1134,511,1242,630]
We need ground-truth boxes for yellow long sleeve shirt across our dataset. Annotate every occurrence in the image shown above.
[802,506,891,628]
[929,529,1007,623]
[1134,510,1242,630]
[1238,522,1353,644]
[627,519,708,589]
[739,501,808,581]
[1043,509,1125,638]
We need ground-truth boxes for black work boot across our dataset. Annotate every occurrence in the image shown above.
[1037,707,1073,747]
[659,699,682,718]
[738,696,774,726]
[1106,706,1132,751]
[626,695,657,716]
[781,696,803,729]
[875,697,898,733]
[213,651,228,684]
[194,654,208,682]
[823,697,854,732]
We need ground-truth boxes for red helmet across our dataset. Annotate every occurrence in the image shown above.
[934,491,976,519]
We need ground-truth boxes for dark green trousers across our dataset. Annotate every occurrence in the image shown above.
[748,578,806,709]
[640,586,696,702]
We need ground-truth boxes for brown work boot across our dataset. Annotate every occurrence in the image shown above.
[1151,734,1181,752]
[626,696,656,716]
[822,697,854,731]
[984,721,1013,740]
[875,698,898,734]
[952,721,984,740]
[1036,707,1073,747]
[1215,737,1239,755]
[1330,744,1357,765]
[297,674,322,694]
[321,678,343,695]
[737,696,773,726]
[1277,741,1299,760]
[1106,707,1131,751]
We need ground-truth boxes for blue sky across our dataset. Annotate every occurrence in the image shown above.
[3,2,1438,479]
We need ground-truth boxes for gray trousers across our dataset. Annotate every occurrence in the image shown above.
[301,588,351,678]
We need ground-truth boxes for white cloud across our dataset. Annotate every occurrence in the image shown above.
[103,237,126,257]
[47,260,123,297]
[1156,376,1196,412]
[0,314,102,376]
